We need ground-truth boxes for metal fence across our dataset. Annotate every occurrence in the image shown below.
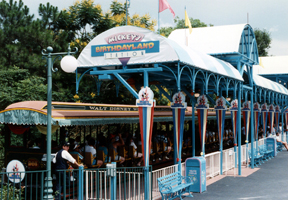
[151,163,178,200]
[1,166,152,200]
[1,134,285,200]
[1,170,49,200]
[84,166,152,200]
[150,134,288,199]
[55,167,83,200]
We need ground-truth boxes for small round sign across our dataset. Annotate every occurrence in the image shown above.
[6,160,25,183]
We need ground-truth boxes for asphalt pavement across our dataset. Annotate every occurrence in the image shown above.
[185,150,288,200]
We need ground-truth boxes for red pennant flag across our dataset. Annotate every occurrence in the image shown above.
[159,0,175,18]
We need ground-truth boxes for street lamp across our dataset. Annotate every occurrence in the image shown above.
[42,44,78,199]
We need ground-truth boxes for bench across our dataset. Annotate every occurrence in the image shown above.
[258,145,270,162]
[277,142,284,152]
[84,152,101,168]
[157,171,193,200]
[248,148,263,167]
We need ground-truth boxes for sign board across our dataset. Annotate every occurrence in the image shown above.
[6,160,25,183]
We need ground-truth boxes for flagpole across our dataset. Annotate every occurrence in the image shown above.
[126,0,128,25]
[158,0,160,34]
[185,6,187,46]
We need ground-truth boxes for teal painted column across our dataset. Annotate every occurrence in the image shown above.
[250,90,255,169]
[43,47,54,200]
[238,84,242,175]
[282,112,284,141]
[144,75,149,200]
[192,99,195,157]
[42,45,78,199]
[77,166,84,200]
[111,163,117,200]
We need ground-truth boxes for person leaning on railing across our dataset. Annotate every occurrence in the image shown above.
[276,132,288,151]
[53,141,81,200]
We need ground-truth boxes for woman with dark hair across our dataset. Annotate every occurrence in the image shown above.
[98,136,109,163]
[85,137,103,167]
[109,133,125,165]
[126,134,143,166]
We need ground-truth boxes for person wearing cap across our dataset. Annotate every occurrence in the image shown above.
[53,141,80,200]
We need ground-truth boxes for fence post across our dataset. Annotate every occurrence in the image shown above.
[107,162,116,200]
[78,166,84,200]
[144,166,149,200]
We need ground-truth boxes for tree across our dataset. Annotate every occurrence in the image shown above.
[160,16,211,37]
[0,0,157,109]
[0,0,65,78]
[109,0,156,30]
[254,28,272,56]
[0,67,69,110]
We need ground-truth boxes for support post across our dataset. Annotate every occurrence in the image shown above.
[192,99,195,157]
[282,111,284,141]
[250,90,254,169]
[42,45,78,199]
[43,47,54,200]
[107,162,116,200]
[125,0,128,25]
[136,86,154,200]
[77,166,84,200]
[238,84,242,175]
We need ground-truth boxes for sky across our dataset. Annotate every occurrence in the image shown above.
[22,0,288,56]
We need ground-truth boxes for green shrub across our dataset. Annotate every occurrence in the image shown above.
[0,183,24,200]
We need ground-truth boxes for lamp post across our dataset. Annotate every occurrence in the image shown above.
[42,45,78,199]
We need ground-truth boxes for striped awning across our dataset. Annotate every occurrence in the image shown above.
[166,39,243,81]
[77,26,243,82]
[253,74,288,95]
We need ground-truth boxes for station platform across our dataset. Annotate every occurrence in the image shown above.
[185,151,288,200]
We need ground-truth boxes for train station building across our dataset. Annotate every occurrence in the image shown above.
[1,24,288,200]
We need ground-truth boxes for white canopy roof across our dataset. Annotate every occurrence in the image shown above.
[253,74,288,95]
[168,24,247,55]
[77,26,243,81]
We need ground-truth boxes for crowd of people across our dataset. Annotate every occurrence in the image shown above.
[64,132,144,168]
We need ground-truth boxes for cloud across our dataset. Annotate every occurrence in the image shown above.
[269,39,288,56]
[160,22,174,28]
[269,26,279,33]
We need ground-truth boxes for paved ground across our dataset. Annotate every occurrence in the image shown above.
[185,150,288,200]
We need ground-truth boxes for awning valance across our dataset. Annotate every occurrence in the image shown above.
[0,101,227,126]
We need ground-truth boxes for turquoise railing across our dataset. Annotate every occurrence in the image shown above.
[1,165,151,200]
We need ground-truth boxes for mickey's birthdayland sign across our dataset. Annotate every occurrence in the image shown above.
[77,26,179,68]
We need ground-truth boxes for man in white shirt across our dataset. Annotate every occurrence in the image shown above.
[85,137,103,167]
[53,142,80,200]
